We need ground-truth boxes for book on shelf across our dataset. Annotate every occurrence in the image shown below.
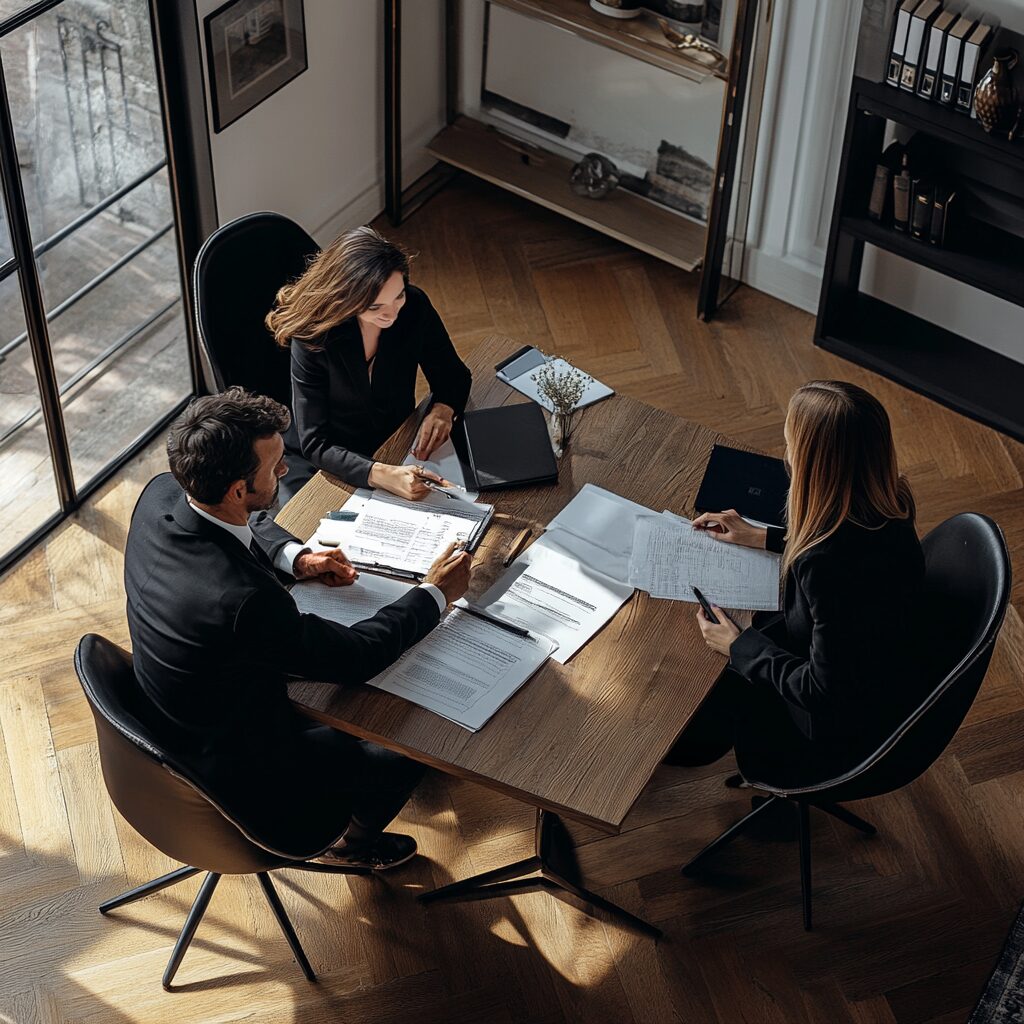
[868,142,905,222]
[939,12,978,105]
[959,19,997,114]
[901,0,942,92]
[892,154,912,232]
[918,6,959,100]
[888,0,922,88]
[930,186,956,245]
[911,180,934,238]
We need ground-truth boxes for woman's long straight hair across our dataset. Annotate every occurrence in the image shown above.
[783,380,915,573]
[265,226,411,348]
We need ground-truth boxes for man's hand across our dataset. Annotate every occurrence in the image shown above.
[294,548,358,587]
[412,404,455,460]
[692,509,768,550]
[423,541,472,605]
[697,605,741,655]
[368,463,447,501]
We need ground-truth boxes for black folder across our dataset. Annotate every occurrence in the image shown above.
[455,403,559,491]
[694,444,789,528]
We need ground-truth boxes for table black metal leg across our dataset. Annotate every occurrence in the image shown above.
[419,809,661,938]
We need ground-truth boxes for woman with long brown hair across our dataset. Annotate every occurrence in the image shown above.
[267,226,471,500]
[666,380,924,769]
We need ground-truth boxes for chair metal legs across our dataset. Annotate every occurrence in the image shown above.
[797,803,812,931]
[682,796,878,930]
[257,873,316,983]
[162,872,221,990]
[100,860,352,989]
[99,865,201,913]
[681,794,780,876]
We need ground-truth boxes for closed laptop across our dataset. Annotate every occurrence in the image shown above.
[455,403,559,491]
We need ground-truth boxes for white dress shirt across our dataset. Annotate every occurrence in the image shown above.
[187,500,447,613]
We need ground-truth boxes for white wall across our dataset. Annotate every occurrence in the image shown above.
[194,0,445,246]
[745,0,1024,365]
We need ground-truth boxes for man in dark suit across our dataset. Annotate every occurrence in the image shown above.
[124,387,472,869]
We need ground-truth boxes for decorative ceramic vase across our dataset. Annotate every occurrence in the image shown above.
[973,50,1021,140]
[547,408,575,458]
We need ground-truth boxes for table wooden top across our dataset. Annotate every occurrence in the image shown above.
[279,336,733,832]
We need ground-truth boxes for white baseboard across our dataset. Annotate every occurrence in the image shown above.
[740,247,823,315]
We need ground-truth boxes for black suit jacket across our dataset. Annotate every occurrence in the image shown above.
[291,284,471,487]
[730,517,925,748]
[123,474,440,811]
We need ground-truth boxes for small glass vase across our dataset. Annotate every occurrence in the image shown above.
[547,408,575,457]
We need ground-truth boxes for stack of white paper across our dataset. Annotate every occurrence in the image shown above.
[629,512,781,611]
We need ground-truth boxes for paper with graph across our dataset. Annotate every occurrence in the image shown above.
[629,513,781,611]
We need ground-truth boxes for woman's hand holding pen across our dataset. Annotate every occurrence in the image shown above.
[423,541,472,604]
[294,548,359,587]
[697,604,741,655]
[368,462,452,501]
[412,403,455,460]
[692,508,767,550]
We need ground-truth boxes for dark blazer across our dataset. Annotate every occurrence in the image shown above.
[291,284,471,487]
[729,517,925,749]
[123,473,440,824]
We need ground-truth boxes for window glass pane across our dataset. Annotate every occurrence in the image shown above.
[0,271,62,560]
[2,0,191,492]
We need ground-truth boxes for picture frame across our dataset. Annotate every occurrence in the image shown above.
[204,0,307,133]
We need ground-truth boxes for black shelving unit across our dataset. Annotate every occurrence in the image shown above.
[816,45,1024,442]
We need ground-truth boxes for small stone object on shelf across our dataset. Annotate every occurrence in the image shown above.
[974,49,1021,140]
[655,17,727,67]
[570,152,621,199]
[531,359,593,457]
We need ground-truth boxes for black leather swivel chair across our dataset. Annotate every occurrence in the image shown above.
[74,633,368,989]
[682,513,1011,930]
[192,211,320,503]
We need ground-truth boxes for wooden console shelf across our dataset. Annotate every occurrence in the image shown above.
[489,0,728,83]
[427,116,707,271]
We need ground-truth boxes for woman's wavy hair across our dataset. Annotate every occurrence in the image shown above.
[783,380,915,573]
[265,225,412,348]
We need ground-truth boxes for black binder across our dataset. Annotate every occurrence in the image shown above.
[455,403,559,492]
[694,444,789,528]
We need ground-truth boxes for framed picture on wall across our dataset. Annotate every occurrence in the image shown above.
[204,0,307,132]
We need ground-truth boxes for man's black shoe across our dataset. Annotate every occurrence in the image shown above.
[320,832,417,871]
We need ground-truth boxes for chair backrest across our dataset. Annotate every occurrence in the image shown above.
[757,513,1011,802]
[74,634,333,873]
[192,211,318,408]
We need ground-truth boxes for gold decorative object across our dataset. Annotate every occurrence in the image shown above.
[655,17,727,67]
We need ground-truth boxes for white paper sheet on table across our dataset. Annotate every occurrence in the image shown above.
[309,489,492,577]
[369,608,557,731]
[466,542,633,664]
[629,512,781,611]
[291,572,413,626]
[539,483,657,585]
[498,356,614,412]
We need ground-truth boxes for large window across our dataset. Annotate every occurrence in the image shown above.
[0,0,199,573]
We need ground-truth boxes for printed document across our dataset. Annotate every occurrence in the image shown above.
[468,542,633,663]
[369,609,557,731]
[315,489,492,577]
[540,483,657,584]
[629,513,781,611]
[291,572,413,626]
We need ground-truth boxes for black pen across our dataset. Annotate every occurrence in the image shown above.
[459,604,531,638]
[691,585,720,624]
[349,559,424,581]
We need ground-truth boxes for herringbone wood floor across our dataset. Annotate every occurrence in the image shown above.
[2,177,1022,1024]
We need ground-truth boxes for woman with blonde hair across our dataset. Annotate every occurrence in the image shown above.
[666,380,924,769]
[267,226,471,500]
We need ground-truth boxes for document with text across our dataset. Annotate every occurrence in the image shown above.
[291,572,413,626]
[629,513,781,611]
[468,542,633,663]
[369,608,557,731]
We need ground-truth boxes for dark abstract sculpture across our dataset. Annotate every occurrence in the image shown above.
[569,152,621,199]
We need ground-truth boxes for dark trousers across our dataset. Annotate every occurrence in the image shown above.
[294,722,427,836]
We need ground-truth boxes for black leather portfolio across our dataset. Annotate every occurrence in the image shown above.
[694,444,789,528]
[455,403,559,491]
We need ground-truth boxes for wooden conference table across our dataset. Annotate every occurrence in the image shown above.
[278,335,736,937]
